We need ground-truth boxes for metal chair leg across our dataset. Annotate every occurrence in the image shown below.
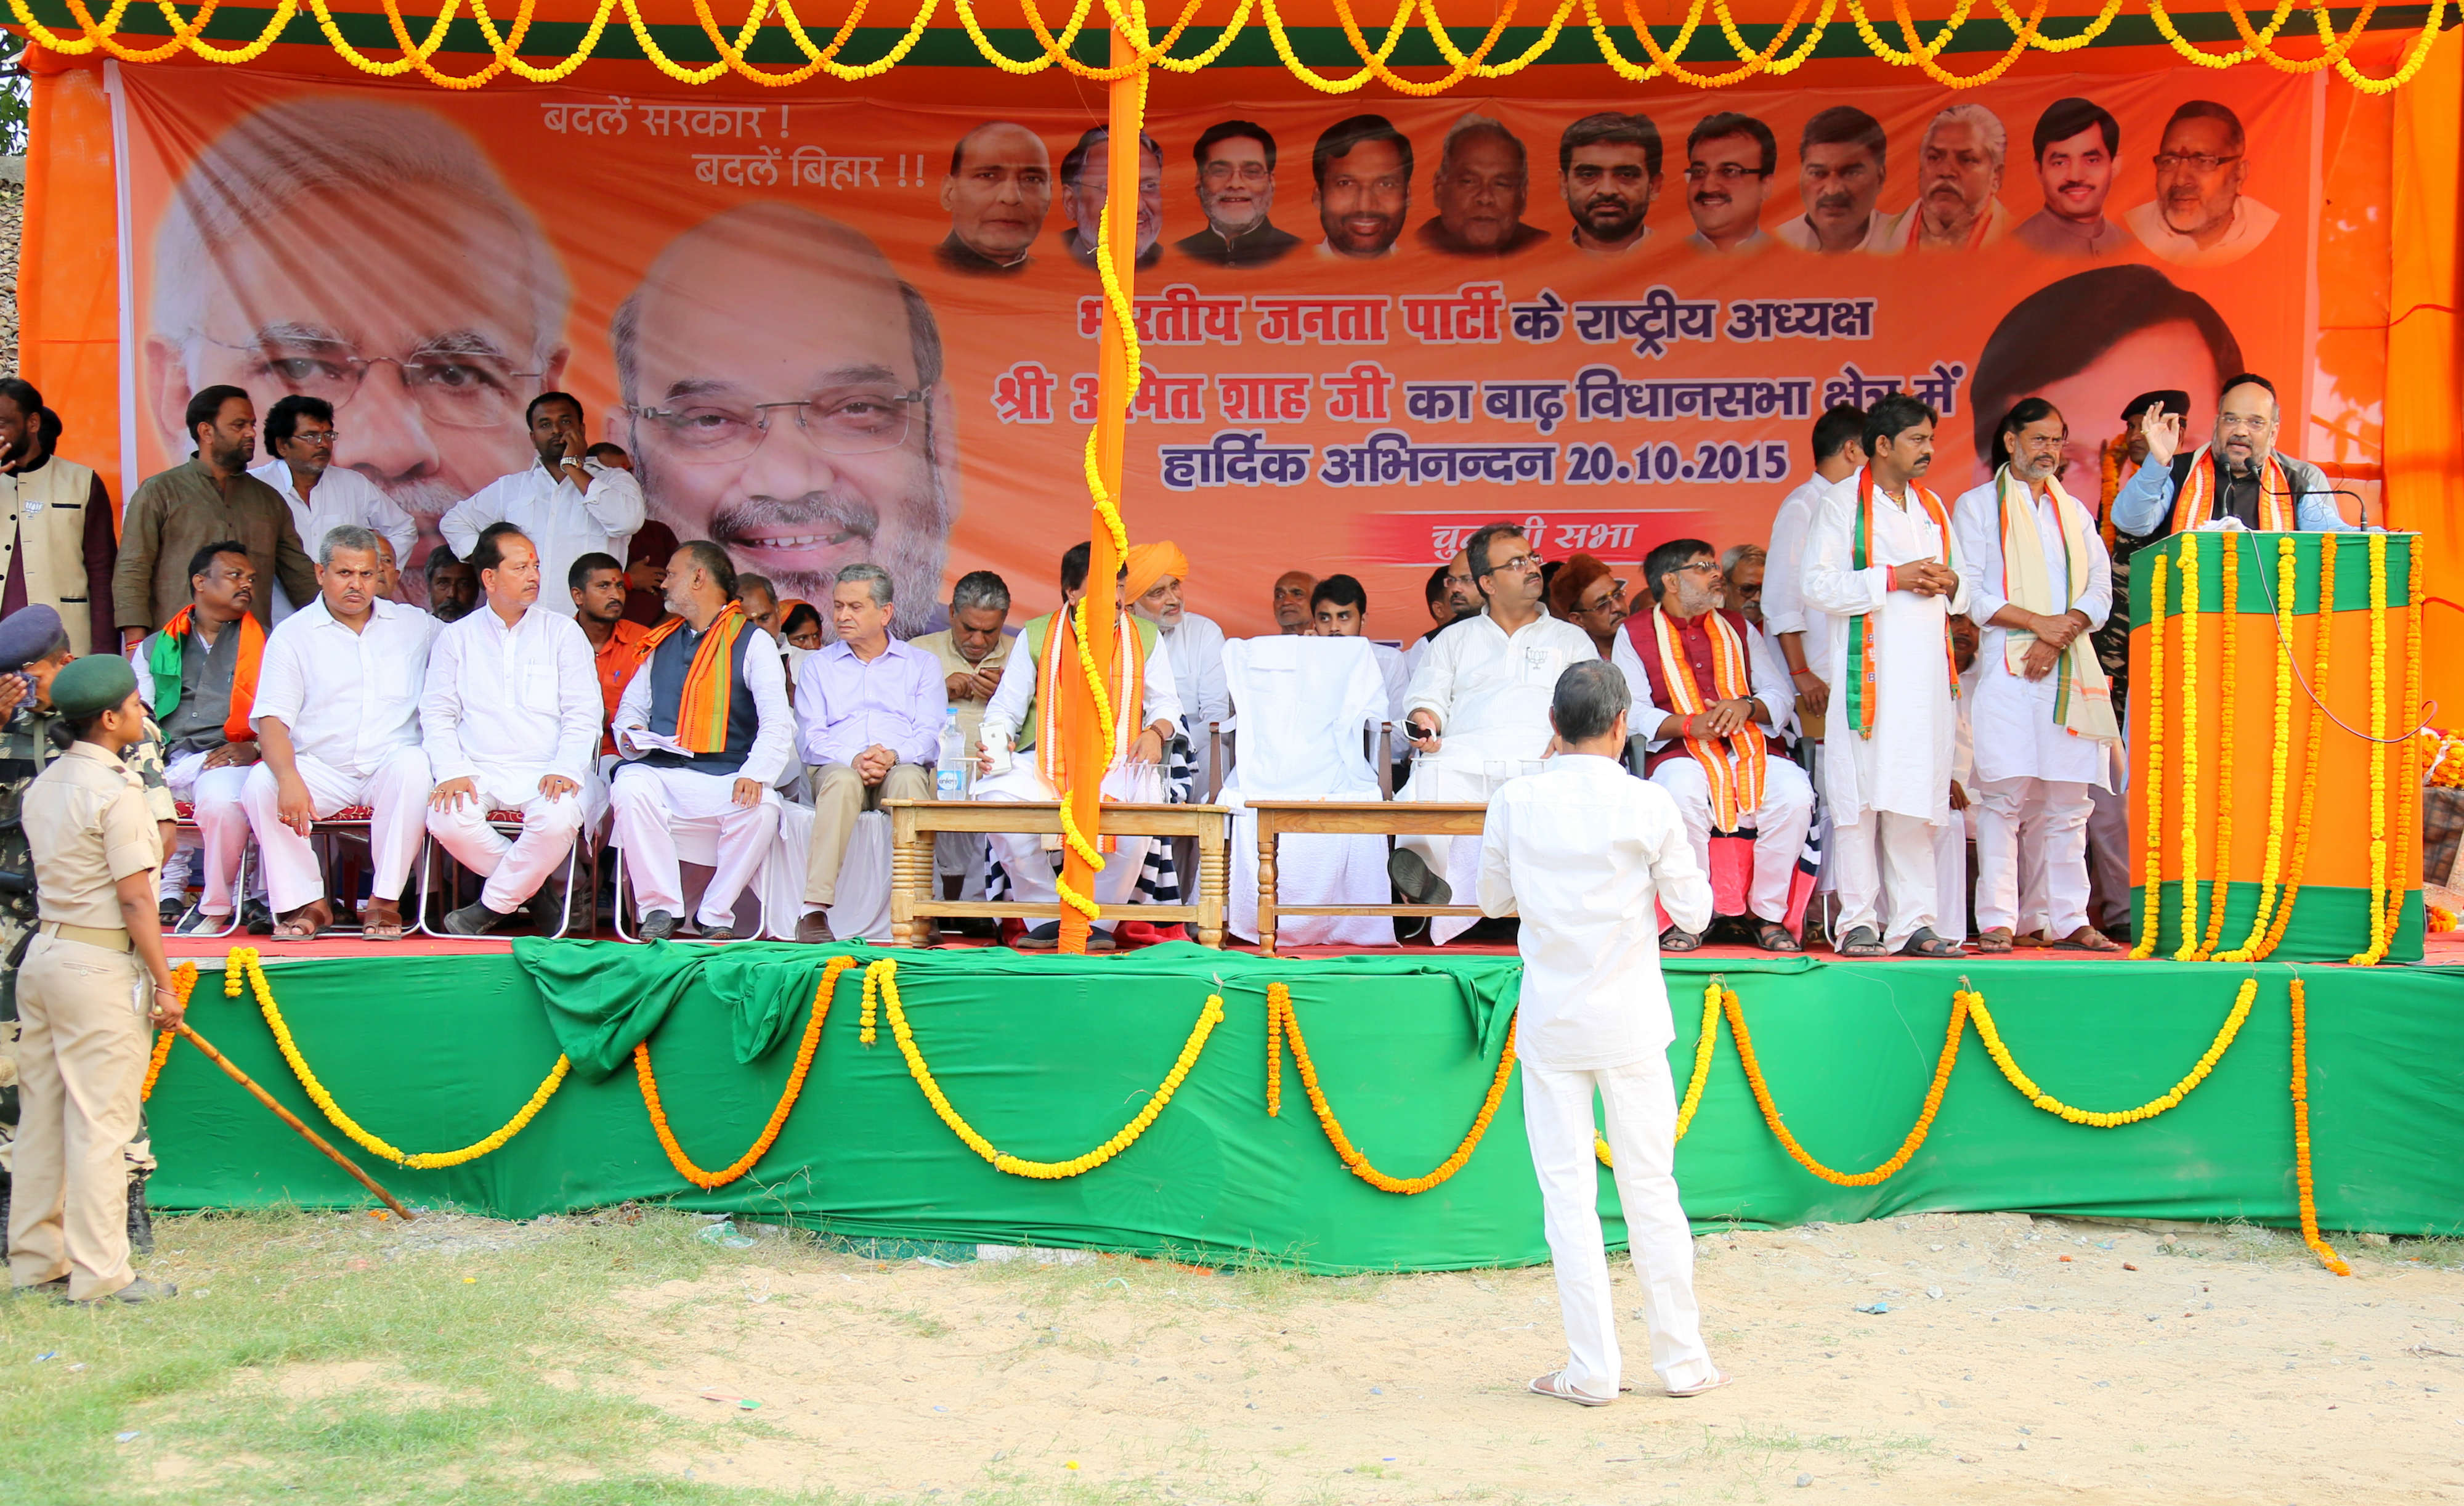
[610,844,640,943]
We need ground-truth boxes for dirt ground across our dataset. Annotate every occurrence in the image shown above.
[608,1212,2464,1504]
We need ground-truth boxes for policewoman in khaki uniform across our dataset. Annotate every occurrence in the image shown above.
[7,655,182,1303]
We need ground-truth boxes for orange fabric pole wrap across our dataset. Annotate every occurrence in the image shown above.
[1058,23,1144,955]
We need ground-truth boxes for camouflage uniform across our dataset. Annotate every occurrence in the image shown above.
[0,702,176,1252]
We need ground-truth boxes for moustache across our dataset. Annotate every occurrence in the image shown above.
[710,492,880,552]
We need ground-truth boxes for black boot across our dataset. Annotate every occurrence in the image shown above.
[126,1167,154,1256]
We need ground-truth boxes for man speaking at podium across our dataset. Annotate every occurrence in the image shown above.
[2107,373,2354,536]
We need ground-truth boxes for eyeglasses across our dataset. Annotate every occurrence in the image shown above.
[1678,561,1722,577]
[1685,162,1769,183]
[2154,152,2242,173]
[1201,161,1272,184]
[283,429,339,449]
[209,336,543,431]
[1482,551,1546,577]
[629,388,929,464]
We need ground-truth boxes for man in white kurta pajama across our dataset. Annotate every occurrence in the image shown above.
[1396,524,1597,940]
[1477,659,1724,1406]
[975,585,1181,951]
[421,526,605,934]
[1951,402,2122,952]
[1801,399,1971,957]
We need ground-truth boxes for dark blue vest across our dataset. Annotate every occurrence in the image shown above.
[645,621,761,776]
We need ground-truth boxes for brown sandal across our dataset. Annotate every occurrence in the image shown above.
[1753,921,1802,953]
[360,897,408,943]
[2044,925,2123,953]
[1974,927,2014,954]
[1660,927,1703,953]
[271,900,332,942]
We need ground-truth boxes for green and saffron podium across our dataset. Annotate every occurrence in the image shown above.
[2128,530,2422,964]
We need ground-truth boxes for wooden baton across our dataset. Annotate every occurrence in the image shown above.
[174,1022,416,1222]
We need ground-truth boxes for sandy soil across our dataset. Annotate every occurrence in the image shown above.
[605,1213,2464,1505]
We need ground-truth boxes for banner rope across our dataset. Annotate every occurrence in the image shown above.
[10,0,2450,89]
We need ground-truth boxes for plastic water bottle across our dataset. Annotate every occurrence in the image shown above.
[936,711,969,799]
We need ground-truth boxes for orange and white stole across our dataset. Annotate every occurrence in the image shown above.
[1844,465,1959,739]
[1033,604,1146,790]
[2170,446,2293,533]
[1651,606,1766,832]
[1996,467,2120,744]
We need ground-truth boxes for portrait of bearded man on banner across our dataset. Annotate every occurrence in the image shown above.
[144,97,573,606]
[614,202,958,638]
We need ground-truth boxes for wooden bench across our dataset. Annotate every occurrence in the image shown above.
[1247,800,1490,956]
[884,799,1232,948]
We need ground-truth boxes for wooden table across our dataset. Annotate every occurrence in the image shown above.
[1247,800,1490,956]
[884,799,1231,948]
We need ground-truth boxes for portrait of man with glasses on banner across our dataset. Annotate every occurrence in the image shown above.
[2123,99,2277,269]
[143,98,572,606]
[1175,120,1302,268]
[615,203,959,638]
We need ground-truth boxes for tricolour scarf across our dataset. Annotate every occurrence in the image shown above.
[2170,445,2293,534]
[1650,604,1767,832]
[1995,466,2120,744]
[1844,465,1959,739]
[146,608,263,744]
[641,603,750,754]
[1033,603,1145,790]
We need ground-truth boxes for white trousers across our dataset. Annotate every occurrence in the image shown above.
[1650,755,1817,924]
[1832,810,1941,950]
[1973,776,2093,938]
[975,761,1156,932]
[1520,1052,1718,1397]
[166,752,253,918]
[1935,810,1971,941]
[428,787,590,916]
[240,746,432,914]
[610,763,779,929]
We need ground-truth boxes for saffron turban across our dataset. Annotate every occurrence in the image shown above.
[1122,540,1191,603]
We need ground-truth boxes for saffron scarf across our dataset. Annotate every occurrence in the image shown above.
[145,608,264,744]
[1032,604,1145,789]
[2169,446,2293,534]
[1995,467,2120,744]
[1651,605,1767,832]
[1843,465,1959,739]
[640,604,750,754]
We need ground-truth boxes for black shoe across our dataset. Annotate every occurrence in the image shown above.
[89,1276,176,1305]
[441,900,506,937]
[527,877,572,936]
[795,911,836,944]
[1016,922,1061,951]
[639,910,678,942]
[1387,848,1452,907]
[243,898,275,936]
[157,897,185,926]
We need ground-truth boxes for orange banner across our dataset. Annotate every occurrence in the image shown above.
[114,62,2335,635]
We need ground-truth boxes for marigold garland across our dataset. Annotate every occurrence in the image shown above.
[2130,552,2169,959]
[1969,976,2251,1125]
[2172,532,2203,960]
[2382,584,2423,946]
[874,957,1224,1178]
[2349,532,2392,966]
[1266,980,1516,1194]
[2218,538,2298,962]
[2287,977,2351,1275]
[2197,534,2240,958]
[1723,983,1963,1187]
[139,961,200,1101]
[2257,537,2335,960]
[225,946,570,1169]
[633,954,857,1189]
[1594,977,1721,1167]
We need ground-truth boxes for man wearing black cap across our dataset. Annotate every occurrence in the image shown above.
[2111,374,2352,535]
[8,652,183,1304]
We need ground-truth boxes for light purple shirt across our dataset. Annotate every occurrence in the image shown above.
[795,637,945,768]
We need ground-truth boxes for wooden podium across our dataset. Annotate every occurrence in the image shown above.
[2128,531,2423,964]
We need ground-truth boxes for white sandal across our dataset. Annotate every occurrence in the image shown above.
[1527,1370,1616,1407]
[1666,1370,1733,1398]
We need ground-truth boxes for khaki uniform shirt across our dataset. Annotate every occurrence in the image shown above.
[908,629,1013,752]
[23,743,163,929]
[113,457,318,637]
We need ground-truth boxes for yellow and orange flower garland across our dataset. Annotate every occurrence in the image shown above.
[2130,551,2170,959]
[2196,535,2240,958]
[2381,590,2424,946]
[2350,533,2394,965]
[2216,538,2298,961]
[138,961,200,1101]
[2171,532,2203,960]
[2257,537,2337,960]
[168,949,2361,1273]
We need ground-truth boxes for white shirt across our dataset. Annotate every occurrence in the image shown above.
[249,458,421,621]
[421,600,602,789]
[1686,227,1773,256]
[1801,470,1971,823]
[1157,610,1230,736]
[1403,606,1598,763]
[251,596,439,773]
[980,612,1183,753]
[1608,609,1795,754]
[1950,478,2113,788]
[1763,474,1836,683]
[440,460,647,616]
[1772,213,1897,254]
[1476,753,1711,1070]
[611,618,797,788]
[2123,195,2279,269]
[1369,640,1411,727]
